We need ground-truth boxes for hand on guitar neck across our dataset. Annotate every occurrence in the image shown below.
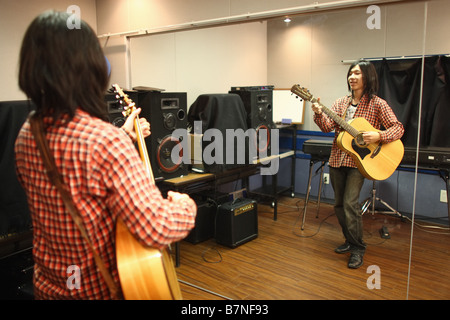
[121,107,151,142]
[311,97,324,115]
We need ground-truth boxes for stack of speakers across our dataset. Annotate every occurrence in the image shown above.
[229,86,275,157]
[106,88,188,180]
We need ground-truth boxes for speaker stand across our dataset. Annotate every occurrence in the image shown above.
[361,180,404,219]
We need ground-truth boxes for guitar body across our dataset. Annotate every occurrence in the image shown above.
[336,117,404,181]
[115,218,182,300]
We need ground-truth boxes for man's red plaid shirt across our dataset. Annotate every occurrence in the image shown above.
[15,109,196,299]
[314,94,404,168]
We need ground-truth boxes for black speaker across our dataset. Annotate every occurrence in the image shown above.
[105,92,126,128]
[137,91,189,180]
[229,87,274,156]
[184,201,217,244]
[215,198,258,248]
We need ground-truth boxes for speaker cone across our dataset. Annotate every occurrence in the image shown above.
[255,124,270,153]
[156,135,183,173]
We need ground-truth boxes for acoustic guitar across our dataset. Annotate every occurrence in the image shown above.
[112,84,182,300]
[291,84,404,181]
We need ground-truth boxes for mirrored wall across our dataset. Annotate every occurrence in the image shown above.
[265,0,449,299]
[121,0,450,299]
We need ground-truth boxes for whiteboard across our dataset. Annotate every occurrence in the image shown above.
[273,89,305,124]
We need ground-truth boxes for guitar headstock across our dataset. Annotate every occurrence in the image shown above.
[290,84,315,103]
[111,84,136,117]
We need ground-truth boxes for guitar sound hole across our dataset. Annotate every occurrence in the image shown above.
[355,133,367,147]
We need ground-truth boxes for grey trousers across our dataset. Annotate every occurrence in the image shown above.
[330,166,366,255]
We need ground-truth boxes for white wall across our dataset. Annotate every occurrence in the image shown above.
[2,0,436,107]
[268,0,450,130]
[0,0,97,101]
[129,21,267,107]
[95,0,450,129]
[95,0,325,98]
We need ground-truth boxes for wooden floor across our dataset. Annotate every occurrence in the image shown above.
[174,196,450,300]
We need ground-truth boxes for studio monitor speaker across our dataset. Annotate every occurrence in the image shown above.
[137,90,188,180]
[105,89,188,180]
[229,86,274,156]
[105,92,126,128]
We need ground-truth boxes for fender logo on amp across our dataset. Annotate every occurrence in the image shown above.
[234,203,255,216]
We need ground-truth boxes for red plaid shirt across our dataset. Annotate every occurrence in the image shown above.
[14,109,196,299]
[314,94,404,168]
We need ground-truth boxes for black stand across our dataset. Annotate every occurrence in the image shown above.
[360,180,404,218]
[363,168,449,226]
[301,160,327,230]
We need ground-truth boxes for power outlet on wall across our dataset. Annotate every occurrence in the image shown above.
[323,173,330,185]
[440,190,448,203]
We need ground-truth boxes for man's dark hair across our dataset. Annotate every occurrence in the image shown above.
[347,59,379,100]
[19,10,109,122]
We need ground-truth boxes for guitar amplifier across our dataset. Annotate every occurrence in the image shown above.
[215,198,258,248]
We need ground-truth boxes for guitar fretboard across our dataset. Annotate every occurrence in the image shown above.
[310,97,360,138]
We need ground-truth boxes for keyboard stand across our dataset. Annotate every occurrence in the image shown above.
[301,159,327,230]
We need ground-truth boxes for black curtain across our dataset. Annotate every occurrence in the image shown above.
[0,101,34,237]
[373,56,450,148]
[187,93,249,173]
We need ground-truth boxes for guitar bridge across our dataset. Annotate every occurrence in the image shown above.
[371,143,382,158]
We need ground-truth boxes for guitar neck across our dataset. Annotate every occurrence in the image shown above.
[111,84,155,183]
[311,97,359,138]
[134,115,155,183]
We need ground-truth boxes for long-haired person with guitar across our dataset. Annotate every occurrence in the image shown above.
[15,11,196,299]
[308,60,404,269]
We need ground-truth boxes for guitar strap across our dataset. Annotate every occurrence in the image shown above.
[28,111,123,300]
[341,95,353,121]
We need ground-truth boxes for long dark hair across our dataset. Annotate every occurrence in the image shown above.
[18,11,109,122]
[347,59,379,100]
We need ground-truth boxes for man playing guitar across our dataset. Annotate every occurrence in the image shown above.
[311,60,404,269]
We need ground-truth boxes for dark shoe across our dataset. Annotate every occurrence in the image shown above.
[348,253,363,269]
[334,242,351,254]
